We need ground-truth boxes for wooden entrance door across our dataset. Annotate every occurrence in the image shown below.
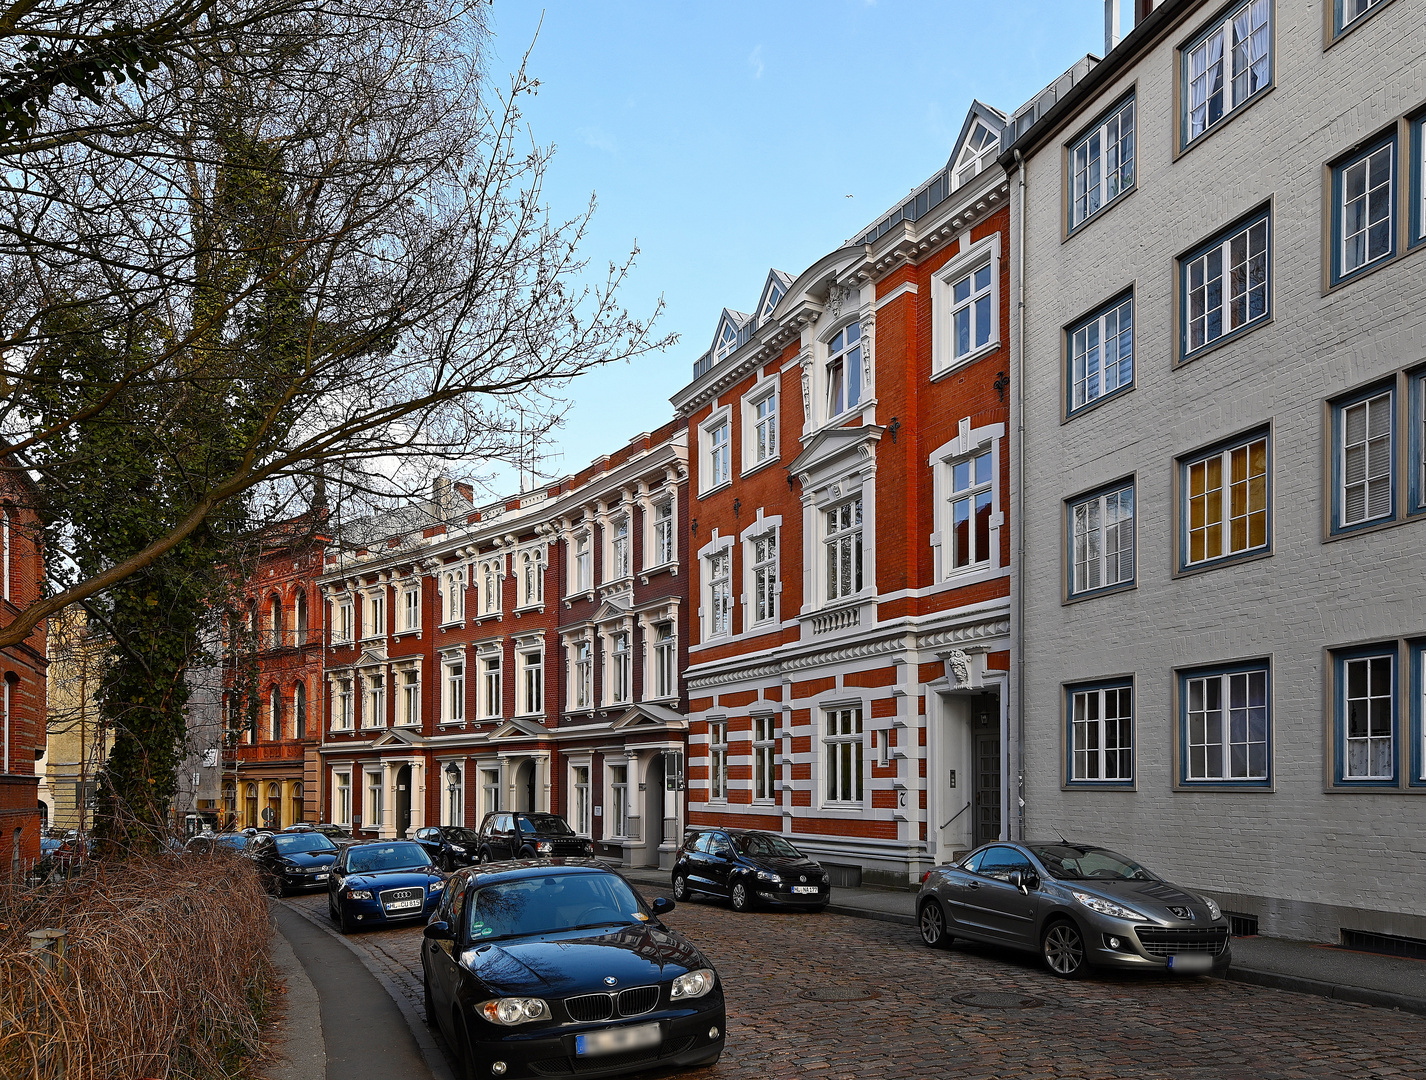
[974,733,1001,845]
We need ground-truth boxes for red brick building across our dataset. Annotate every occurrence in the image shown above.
[671,103,1014,887]
[0,465,48,875]
[223,515,330,829]
[317,423,690,868]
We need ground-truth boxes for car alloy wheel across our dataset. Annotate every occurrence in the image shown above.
[919,900,951,948]
[1042,919,1088,978]
[478,850,490,865]
[672,874,688,901]
[730,880,751,912]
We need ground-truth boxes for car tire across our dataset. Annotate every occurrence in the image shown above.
[918,899,952,948]
[672,874,689,901]
[339,905,357,935]
[518,846,536,859]
[730,879,752,912]
[454,1013,482,1080]
[328,895,339,923]
[1042,918,1089,978]
[478,850,490,865]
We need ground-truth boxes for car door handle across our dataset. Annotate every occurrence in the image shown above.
[966,881,981,889]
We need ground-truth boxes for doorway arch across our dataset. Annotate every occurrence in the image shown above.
[512,759,536,812]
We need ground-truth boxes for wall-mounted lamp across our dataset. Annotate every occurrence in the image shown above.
[733,498,741,518]
[690,518,698,535]
[995,371,1009,402]
[887,417,901,444]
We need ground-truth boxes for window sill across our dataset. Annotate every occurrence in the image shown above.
[1177,313,1272,368]
[739,454,782,479]
[513,603,546,616]
[1063,381,1135,424]
[1326,240,1419,295]
[471,614,502,626]
[1064,184,1136,243]
[393,628,422,641]
[698,479,733,500]
[639,561,678,583]
[1173,83,1274,162]
[1173,546,1272,580]
[1325,0,1399,48]
[1325,512,1418,542]
[1061,780,1136,790]
[562,591,595,609]
[1173,781,1274,792]
[931,339,1002,383]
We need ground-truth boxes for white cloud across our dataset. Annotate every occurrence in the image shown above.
[748,44,764,79]
[577,125,618,154]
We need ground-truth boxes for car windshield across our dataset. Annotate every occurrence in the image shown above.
[215,834,249,850]
[467,872,645,941]
[315,826,352,839]
[516,814,573,836]
[346,842,433,874]
[272,833,338,854]
[737,834,804,859]
[1028,845,1156,882]
[444,828,479,843]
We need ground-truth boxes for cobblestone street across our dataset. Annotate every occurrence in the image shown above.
[285,891,1425,1080]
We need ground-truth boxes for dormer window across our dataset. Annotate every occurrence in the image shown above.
[715,323,738,363]
[955,123,1000,189]
[761,283,784,320]
[826,322,863,419]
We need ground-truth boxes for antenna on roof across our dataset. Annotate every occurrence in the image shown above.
[1052,826,1071,846]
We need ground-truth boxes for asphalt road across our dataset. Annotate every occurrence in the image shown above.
[282,890,1425,1080]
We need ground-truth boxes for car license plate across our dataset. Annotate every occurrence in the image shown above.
[315,874,328,882]
[792,885,819,895]
[1167,953,1212,973]
[385,898,421,911]
[576,1022,662,1057]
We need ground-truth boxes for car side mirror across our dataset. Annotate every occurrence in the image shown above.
[1009,870,1027,893]
[423,920,453,941]
[649,897,675,917]
[1024,871,1040,892]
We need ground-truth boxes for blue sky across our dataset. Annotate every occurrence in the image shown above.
[483,1,1108,491]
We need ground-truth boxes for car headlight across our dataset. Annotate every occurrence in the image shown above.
[670,968,716,1000]
[428,880,444,893]
[536,841,553,853]
[583,841,594,853]
[448,844,466,854]
[347,889,372,900]
[755,870,782,884]
[1203,896,1222,921]
[479,997,549,1025]
[1071,891,1146,920]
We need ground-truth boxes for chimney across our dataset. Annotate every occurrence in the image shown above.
[1105,0,1122,53]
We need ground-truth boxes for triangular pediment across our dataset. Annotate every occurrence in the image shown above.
[948,100,1008,191]
[488,716,550,740]
[355,648,387,668]
[592,597,632,622]
[787,421,883,481]
[610,703,686,731]
[372,726,423,747]
[757,269,793,322]
[709,308,751,364]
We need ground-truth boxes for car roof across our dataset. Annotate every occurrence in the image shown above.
[343,838,426,851]
[461,858,619,886]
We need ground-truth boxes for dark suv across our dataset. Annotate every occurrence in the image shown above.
[672,827,831,912]
[474,811,594,862]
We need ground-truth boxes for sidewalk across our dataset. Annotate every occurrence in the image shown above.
[619,867,1426,1017]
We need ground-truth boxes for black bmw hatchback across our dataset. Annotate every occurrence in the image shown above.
[421,860,725,1080]
[671,828,831,912]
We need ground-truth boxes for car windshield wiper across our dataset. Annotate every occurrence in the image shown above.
[568,920,638,932]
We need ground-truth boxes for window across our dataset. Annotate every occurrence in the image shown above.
[825,322,862,418]
[824,498,863,602]
[268,595,284,649]
[761,282,784,320]
[1068,293,1133,415]
[1068,681,1134,784]
[1333,385,1394,531]
[294,591,308,640]
[443,658,465,723]
[708,419,731,487]
[269,687,283,741]
[364,591,385,640]
[1181,663,1270,784]
[334,772,352,827]
[480,559,501,616]
[572,766,591,835]
[294,682,307,738]
[519,549,544,606]
[751,532,778,624]
[955,122,1000,188]
[399,669,420,726]
[1069,483,1135,597]
[652,622,676,699]
[714,322,738,363]
[610,516,630,580]
[480,654,501,718]
[609,764,628,837]
[571,640,592,710]
[1334,0,1394,36]
[574,533,592,592]
[1068,95,1135,231]
[753,716,776,801]
[752,389,778,464]
[708,721,728,800]
[444,567,466,623]
[609,632,631,704]
[824,708,864,804]
[481,768,501,814]
[519,646,543,715]
[1333,134,1396,284]
[1183,0,1270,146]
[1183,433,1269,568]
[401,586,421,632]
[950,263,994,362]
[706,548,732,637]
[949,450,994,571]
[652,499,675,566]
[1414,371,1426,514]
[335,677,354,730]
[335,599,353,644]
[364,672,386,729]
[1413,114,1425,250]
[1337,649,1396,782]
[1182,209,1270,358]
[366,771,384,831]
[1,507,9,603]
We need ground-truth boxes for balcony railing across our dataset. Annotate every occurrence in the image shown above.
[810,606,860,636]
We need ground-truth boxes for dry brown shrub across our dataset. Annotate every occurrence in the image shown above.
[0,852,274,1080]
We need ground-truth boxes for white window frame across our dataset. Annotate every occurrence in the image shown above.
[929,422,1006,584]
[572,530,593,594]
[708,720,729,802]
[570,763,592,836]
[1337,388,1394,529]
[1183,434,1270,567]
[1183,210,1270,358]
[947,447,995,573]
[1068,94,1136,231]
[365,770,384,833]
[607,513,631,582]
[1068,293,1134,415]
[440,566,467,624]
[362,589,386,642]
[823,708,864,806]
[648,495,676,569]
[823,497,864,605]
[714,321,738,363]
[334,597,354,645]
[742,376,779,472]
[1337,139,1395,281]
[400,584,422,633]
[1183,665,1270,782]
[1069,482,1136,598]
[823,320,864,421]
[517,546,546,608]
[568,636,594,711]
[1183,0,1271,146]
[1335,0,1393,36]
[745,523,779,627]
[517,642,544,716]
[1341,652,1394,780]
[333,770,352,827]
[608,763,629,838]
[480,765,501,817]
[606,629,632,706]
[752,715,776,802]
[441,761,465,827]
[931,235,1001,379]
[704,544,733,639]
[397,666,421,727]
[476,556,502,618]
[334,676,354,731]
[954,121,1001,189]
[701,409,732,492]
[268,686,283,741]
[650,619,677,701]
[441,653,466,725]
[478,648,502,719]
[362,670,386,730]
[1069,682,1134,784]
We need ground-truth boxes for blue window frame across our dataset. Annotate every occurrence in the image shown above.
[1410,369,1426,517]
[1333,644,1398,785]
[1179,660,1271,786]
[1065,678,1134,786]
[1179,429,1271,571]
[1067,93,1136,234]
[1331,132,1397,286]
[1330,381,1395,534]
[1181,0,1271,148]
[1180,207,1270,361]
[1411,113,1425,251]
[1409,641,1426,788]
[1066,480,1135,600]
[1066,292,1134,417]
[1333,0,1396,37]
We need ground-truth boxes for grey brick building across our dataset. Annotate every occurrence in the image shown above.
[1005,0,1425,942]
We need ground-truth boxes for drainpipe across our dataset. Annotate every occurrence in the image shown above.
[1012,148,1027,843]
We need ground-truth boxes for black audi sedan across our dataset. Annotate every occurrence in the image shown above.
[413,825,483,870]
[249,830,339,895]
[422,860,724,1079]
[328,840,447,933]
[671,827,831,912]
[917,841,1231,978]
[474,811,594,862]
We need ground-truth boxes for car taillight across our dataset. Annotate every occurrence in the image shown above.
[921,870,932,884]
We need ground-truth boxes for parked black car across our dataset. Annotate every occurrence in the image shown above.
[185,832,250,856]
[249,830,339,895]
[671,828,831,912]
[284,822,358,846]
[421,860,724,1079]
[414,825,483,870]
[475,812,594,862]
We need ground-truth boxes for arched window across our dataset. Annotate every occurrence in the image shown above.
[294,682,307,739]
[269,686,283,741]
[291,782,305,825]
[244,783,258,827]
[269,593,284,648]
[247,598,258,638]
[1,504,10,603]
[294,591,308,642]
[265,783,281,828]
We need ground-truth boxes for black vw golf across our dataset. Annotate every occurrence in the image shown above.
[421,860,725,1080]
[671,827,831,912]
